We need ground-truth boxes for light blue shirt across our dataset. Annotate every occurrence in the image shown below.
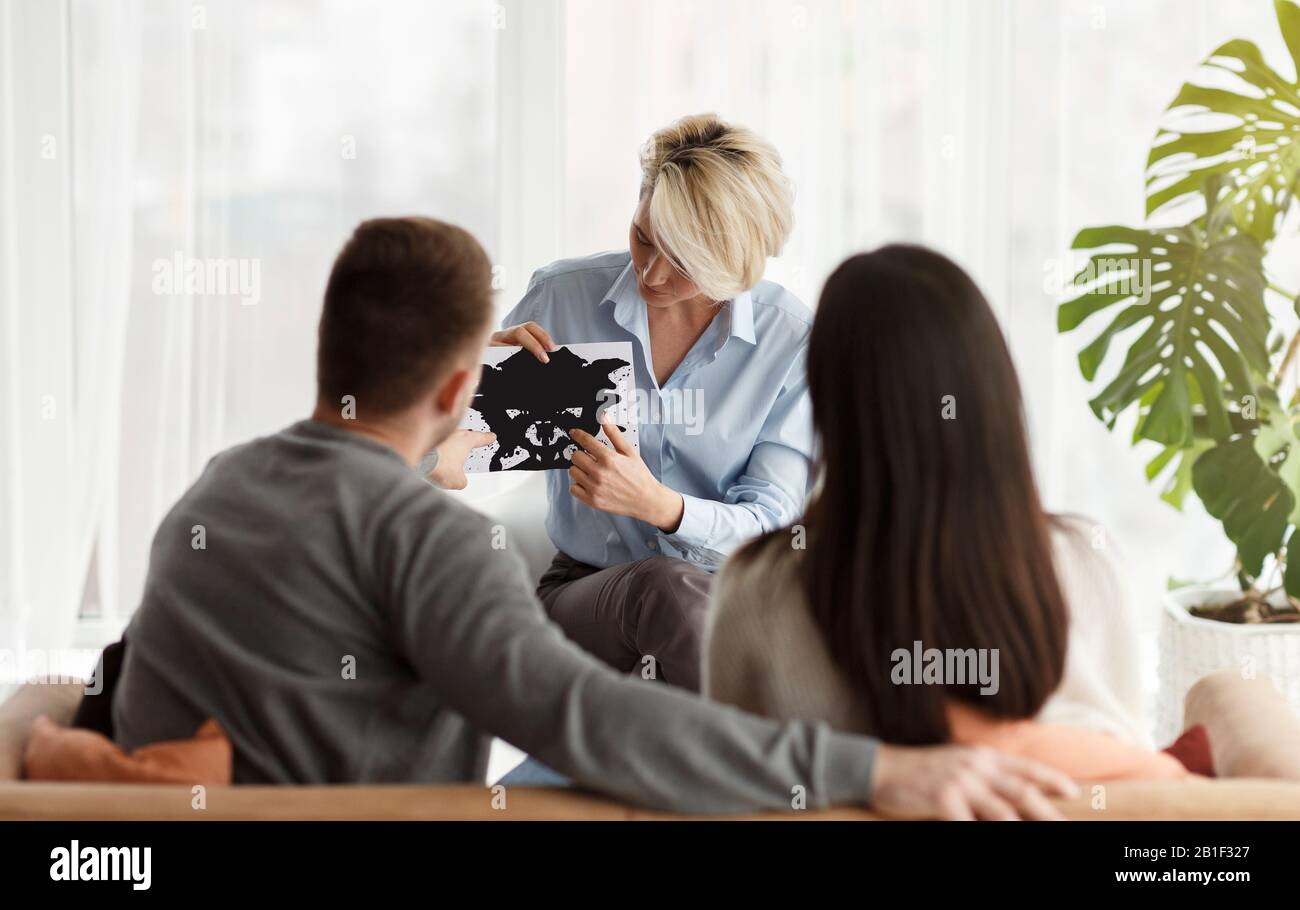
[503,250,814,571]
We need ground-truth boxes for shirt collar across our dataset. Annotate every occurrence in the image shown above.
[728,289,757,345]
[602,262,644,334]
[602,262,758,347]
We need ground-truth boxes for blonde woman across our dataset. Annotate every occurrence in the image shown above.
[489,114,808,691]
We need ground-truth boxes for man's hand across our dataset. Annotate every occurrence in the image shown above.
[491,321,556,363]
[871,743,1079,820]
[427,430,496,490]
[568,419,684,532]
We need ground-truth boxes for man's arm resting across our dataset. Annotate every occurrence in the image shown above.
[395,507,1077,818]
[406,578,1075,817]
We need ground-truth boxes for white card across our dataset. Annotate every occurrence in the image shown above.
[459,341,639,473]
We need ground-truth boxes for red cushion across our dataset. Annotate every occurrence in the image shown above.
[1163,724,1216,777]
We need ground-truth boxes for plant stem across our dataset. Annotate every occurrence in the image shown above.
[1276,332,1300,386]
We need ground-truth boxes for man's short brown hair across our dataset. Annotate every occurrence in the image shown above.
[317,216,493,416]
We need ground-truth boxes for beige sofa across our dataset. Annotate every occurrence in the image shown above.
[3,672,1300,820]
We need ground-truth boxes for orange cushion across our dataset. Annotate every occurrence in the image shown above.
[23,715,232,785]
[946,702,1192,781]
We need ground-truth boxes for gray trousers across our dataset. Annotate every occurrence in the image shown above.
[537,552,714,692]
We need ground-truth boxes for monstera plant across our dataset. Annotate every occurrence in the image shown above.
[1060,0,1300,622]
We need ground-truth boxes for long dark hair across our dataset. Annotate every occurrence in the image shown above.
[757,245,1068,744]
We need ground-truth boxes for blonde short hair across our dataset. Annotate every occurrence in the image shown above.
[639,113,794,301]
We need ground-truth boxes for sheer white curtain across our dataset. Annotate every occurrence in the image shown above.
[1,0,500,670]
[2,0,1290,678]
[0,0,141,676]
[117,0,500,635]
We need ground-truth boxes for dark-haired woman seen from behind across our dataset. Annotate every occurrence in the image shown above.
[704,245,1187,787]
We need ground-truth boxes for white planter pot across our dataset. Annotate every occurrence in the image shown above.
[1156,586,1300,745]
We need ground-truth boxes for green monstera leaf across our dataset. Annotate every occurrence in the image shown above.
[1192,436,1294,578]
[1059,1,1300,598]
[1145,438,1213,509]
[1059,180,1269,448]
[1146,0,1300,243]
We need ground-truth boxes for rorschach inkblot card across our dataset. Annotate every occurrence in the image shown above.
[458,341,639,472]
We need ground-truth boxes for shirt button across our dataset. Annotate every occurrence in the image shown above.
[646,538,658,549]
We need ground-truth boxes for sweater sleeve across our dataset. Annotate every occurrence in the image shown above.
[384,495,879,814]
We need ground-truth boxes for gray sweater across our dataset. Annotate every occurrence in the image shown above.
[113,420,877,813]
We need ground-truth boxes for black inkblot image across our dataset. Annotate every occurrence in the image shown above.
[473,346,631,471]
